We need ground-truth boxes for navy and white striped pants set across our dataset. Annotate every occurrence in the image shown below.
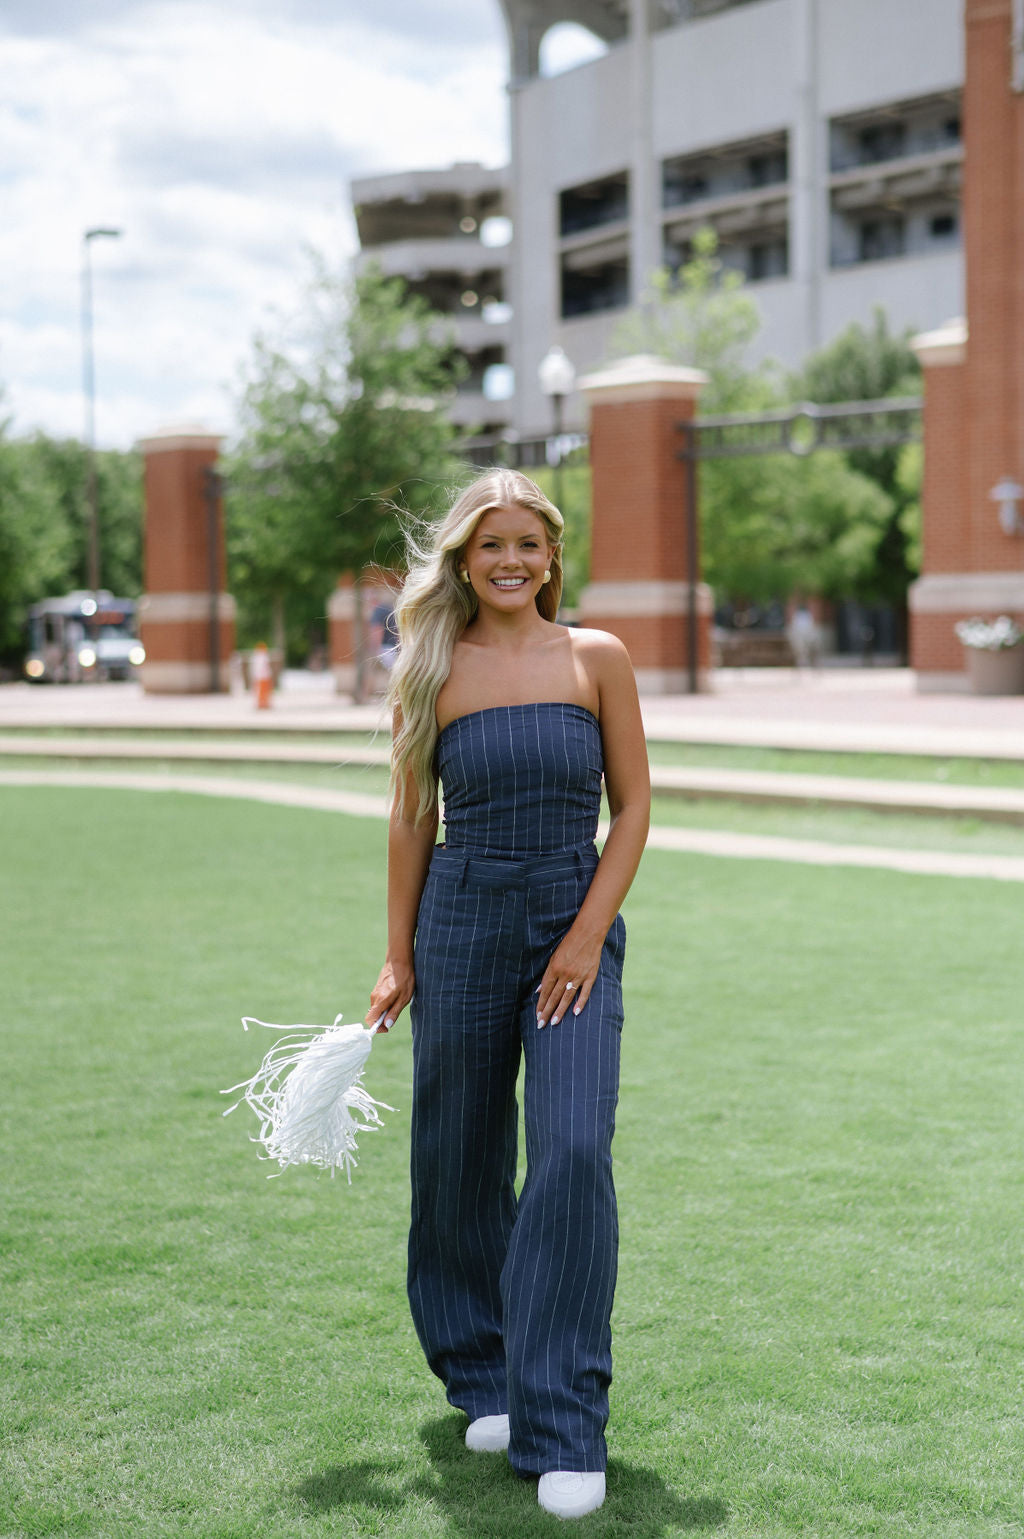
[408,703,626,1476]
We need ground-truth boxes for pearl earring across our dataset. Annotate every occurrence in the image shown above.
[542,570,551,583]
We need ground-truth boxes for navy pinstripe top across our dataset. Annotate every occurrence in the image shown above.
[436,702,603,859]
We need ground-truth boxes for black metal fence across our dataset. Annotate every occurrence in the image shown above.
[461,396,924,690]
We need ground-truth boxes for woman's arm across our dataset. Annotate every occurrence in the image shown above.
[536,633,650,1027]
[365,746,439,1033]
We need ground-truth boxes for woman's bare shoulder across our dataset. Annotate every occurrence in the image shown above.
[568,627,633,672]
[567,629,637,721]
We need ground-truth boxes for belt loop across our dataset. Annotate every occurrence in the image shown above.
[459,855,470,889]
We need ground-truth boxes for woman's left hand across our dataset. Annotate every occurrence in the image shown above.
[536,928,604,1028]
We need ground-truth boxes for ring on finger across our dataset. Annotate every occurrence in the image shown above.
[565,981,577,991]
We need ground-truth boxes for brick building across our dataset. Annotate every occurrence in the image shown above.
[909,0,1024,688]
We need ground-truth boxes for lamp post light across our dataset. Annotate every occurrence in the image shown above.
[81,226,122,601]
[538,344,576,511]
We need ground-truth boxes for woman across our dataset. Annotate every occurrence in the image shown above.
[366,470,650,1520]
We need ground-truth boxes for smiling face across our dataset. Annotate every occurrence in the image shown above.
[459,504,555,613]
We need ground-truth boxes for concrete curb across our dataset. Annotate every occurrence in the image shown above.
[649,764,1024,824]
[4,736,1024,824]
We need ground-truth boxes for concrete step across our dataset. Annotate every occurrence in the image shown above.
[2,734,1024,825]
[648,765,1024,824]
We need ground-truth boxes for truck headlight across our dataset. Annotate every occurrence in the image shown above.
[78,647,97,668]
[129,645,146,666]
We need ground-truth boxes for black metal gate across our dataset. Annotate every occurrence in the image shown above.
[676,396,923,692]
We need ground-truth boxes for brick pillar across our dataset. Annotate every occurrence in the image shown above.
[328,573,358,696]
[909,0,1024,690]
[137,427,236,693]
[963,0,1024,568]
[578,354,711,693]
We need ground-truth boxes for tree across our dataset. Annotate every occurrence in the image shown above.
[795,305,921,406]
[792,308,923,634]
[0,421,71,662]
[12,435,143,599]
[700,450,893,605]
[227,263,463,658]
[528,461,591,609]
[606,231,896,609]
[0,409,142,666]
[608,227,777,411]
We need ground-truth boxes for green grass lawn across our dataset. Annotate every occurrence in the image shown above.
[2,786,1023,1537]
[0,728,385,750]
[0,754,392,796]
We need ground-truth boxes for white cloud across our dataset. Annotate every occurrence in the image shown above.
[0,0,508,449]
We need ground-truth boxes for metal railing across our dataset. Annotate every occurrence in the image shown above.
[461,396,924,696]
[676,396,922,691]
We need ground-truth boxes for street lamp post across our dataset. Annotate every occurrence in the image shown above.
[538,344,576,511]
[81,226,122,600]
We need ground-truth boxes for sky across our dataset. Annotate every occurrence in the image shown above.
[0,0,522,451]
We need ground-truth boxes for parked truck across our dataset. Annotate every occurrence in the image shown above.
[24,591,145,683]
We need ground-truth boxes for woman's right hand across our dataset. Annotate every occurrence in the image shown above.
[366,958,415,1033]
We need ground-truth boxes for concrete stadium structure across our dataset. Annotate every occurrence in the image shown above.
[351,163,513,450]
[498,0,963,437]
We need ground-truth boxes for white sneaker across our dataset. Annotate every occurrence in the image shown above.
[465,1413,510,1452]
[537,1471,606,1519]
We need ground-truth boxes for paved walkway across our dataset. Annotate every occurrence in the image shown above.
[4,767,1024,884]
[1,667,1023,758]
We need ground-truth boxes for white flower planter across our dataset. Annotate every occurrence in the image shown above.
[963,644,1024,695]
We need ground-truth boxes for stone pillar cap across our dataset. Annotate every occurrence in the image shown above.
[136,422,224,454]
[911,318,967,367]
[578,353,709,403]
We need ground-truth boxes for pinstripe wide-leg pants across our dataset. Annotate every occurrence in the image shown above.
[408,842,625,1476]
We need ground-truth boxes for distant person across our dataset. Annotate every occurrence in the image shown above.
[369,591,399,671]
[251,642,273,709]
[789,602,821,669]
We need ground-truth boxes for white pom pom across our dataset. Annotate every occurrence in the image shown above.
[222,1015,393,1180]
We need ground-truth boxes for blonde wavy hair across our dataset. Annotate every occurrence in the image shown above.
[388,469,565,821]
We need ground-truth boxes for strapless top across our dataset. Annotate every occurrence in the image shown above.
[436,701,602,859]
